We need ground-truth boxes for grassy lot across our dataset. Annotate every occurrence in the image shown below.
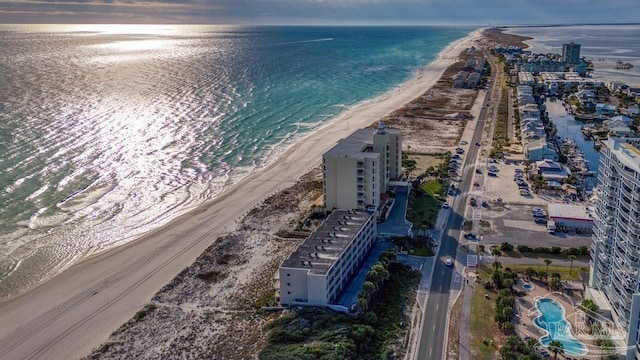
[503,264,585,282]
[407,179,446,230]
[470,266,501,360]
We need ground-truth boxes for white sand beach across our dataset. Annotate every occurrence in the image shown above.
[0,29,483,360]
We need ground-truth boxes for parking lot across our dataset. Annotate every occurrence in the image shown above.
[464,155,593,249]
[479,203,592,248]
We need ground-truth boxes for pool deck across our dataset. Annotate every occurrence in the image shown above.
[513,279,591,357]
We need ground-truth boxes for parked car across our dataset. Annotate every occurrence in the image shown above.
[475,169,482,174]
[535,217,547,224]
[445,257,454,266]
[442,202,449,209]
[459,140,468,145]
[520,190,530,196]
[482,201,489,207]
[469,198,477,206]
[488,172,497,177]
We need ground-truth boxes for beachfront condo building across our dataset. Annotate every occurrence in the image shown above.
[278,209,376,307]
[562,42,581,65]
[589,138,640,359]
[322,122,402,211]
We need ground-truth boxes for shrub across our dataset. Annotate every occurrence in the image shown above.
[500,242,514,252]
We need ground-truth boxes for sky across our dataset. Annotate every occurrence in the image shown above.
[1,0,639,25]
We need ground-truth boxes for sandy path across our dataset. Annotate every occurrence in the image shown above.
[0,29,482,360]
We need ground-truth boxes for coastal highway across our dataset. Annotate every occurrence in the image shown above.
[416,54,499,359]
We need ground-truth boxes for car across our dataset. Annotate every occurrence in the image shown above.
[475,169,482,174]
[459,140,468,145]
[482,201,489,207]
[442,202,449,209]
[475,142,481,146]
[473,181,479,187]
[456,148,465,154]
[464,232,476,239]
[520,190,531,196]
[488,167,498,172]
[487,172,497,177]
[534,218,547,224]
[445,257,454,266]
[533,213,546,218]
[451,154,460,159]
[532,207,544,212]
[515,169,523,173]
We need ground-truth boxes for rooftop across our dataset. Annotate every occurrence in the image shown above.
[324,128,379,159]
[280,209,374,275]
[607,138,640,173]
[548,203,593,222]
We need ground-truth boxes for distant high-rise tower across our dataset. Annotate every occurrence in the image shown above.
[562,42,581,65]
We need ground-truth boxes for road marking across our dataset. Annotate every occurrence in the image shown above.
[436,304,439,311]
[430,347,433,357]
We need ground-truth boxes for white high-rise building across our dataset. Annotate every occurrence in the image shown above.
[322,122,402,211]
[589,138,640,359]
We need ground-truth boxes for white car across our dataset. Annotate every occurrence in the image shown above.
[442,202,449,209]
[445,257,454,266]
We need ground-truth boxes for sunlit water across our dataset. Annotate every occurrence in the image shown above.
[0,24,472,298]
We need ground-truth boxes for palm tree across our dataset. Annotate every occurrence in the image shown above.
[544,259,552,275]
[491,248,502,263]
[524,337,539,354]
[548,340,564,359]
[568,255,577,275]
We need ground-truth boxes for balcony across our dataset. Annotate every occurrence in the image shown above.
[357,161,365,168]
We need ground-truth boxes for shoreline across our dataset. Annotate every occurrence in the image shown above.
[0,29,483,360]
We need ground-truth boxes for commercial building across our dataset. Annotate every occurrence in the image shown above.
[589,138,640,359]
[278,209,376,307]
[323,122,402,211]
[562,42,581,65]
[547,203,593,229]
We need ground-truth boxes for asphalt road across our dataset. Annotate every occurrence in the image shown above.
[416,53,498,360]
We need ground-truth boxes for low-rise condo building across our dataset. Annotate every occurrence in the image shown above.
[323,122,401,211]
[589,138,640,359]
[278,209,377,306]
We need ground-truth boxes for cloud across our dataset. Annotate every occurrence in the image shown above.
[0,0,639,24]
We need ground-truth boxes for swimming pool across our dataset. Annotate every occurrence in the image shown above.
[522,283,534,291]
[533,297,588,356]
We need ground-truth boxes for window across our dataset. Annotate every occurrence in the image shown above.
[287,273,290,277]
[287,283,291,286]
[287,291,291,294]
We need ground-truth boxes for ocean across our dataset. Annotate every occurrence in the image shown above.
[0,24,473,298]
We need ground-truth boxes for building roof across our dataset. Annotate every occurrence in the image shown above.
[280,210,374,275]
[606,138,640,173]
[324,128,379,159]
[548,203,594,222]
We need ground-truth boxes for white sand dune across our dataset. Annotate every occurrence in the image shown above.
[0,29,483,360]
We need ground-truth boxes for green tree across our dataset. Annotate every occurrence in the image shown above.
[548,340,564,360]
[524,267,537,280]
